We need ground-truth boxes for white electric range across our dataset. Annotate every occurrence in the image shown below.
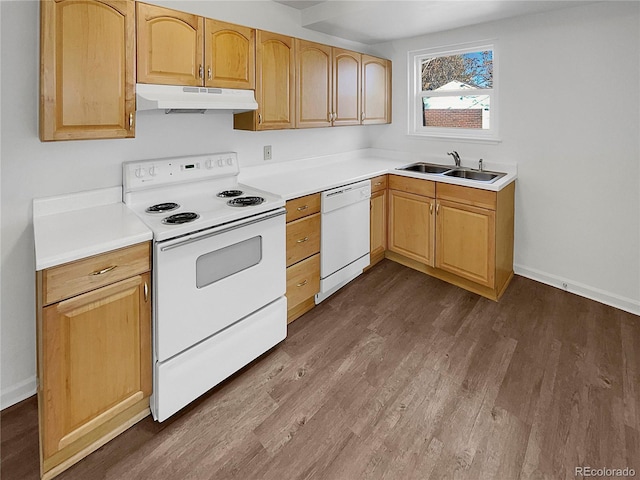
[123,152,287,421]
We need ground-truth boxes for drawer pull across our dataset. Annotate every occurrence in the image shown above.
[296,237,309,243]
[296,205,309,211]
[90,265,117,276]
[296,279,308,287]
[144,282,149,303]
[374,182,382,186]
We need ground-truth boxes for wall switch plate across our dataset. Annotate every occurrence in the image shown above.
[263,145,272,161]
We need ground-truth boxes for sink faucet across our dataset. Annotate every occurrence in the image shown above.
[478,159,484,172]
[447,151,461,167]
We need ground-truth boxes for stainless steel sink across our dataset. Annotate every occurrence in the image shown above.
[397,162,506,184]
[397,163,452,174]
[443,169,505,183]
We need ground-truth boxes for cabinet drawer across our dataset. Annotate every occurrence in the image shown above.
[370,175,387,193]
[388,175,435,197]
[42,242,151,306]
[286,254,320,308]
[286,193,321,222]
[286,213,320,267]
[436,183,496,210]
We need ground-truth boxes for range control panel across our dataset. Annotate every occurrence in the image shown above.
[123,152,238,191]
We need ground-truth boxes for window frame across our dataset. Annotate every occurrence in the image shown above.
[407,40,500,143]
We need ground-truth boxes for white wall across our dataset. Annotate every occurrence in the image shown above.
[0,0,374,408]
[369,1,640,313]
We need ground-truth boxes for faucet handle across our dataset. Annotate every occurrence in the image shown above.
[478,158,484,171]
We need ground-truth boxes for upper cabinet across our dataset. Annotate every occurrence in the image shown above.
[295,40,333,128]
[136,3,203,86]
[295,41,362,128]
[204,19,255,89]
[40,0,136,141]
[362,55,392,125]
[136,2,255,89]
[234,31,295,131]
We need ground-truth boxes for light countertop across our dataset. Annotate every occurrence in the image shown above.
[240,149,517,200]
[33,187,152,271]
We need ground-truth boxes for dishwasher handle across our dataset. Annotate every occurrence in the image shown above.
[321,180,371,214]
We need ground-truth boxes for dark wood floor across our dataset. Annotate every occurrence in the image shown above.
[2,260,639,480]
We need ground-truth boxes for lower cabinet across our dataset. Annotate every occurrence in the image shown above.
[387,175,515,300]
[285,193,321,322]
[36,242,152,479]
[369,175,388,267]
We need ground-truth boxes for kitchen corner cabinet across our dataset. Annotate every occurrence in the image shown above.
[234,31,295,131]
[387,176,515,300]
[40,0,136,141]
[362,55,392,124]
[36,242,152,479]
[369,175,388,267]
[285,193,321,323]
[295,41,362,128]
[136,3,255,89]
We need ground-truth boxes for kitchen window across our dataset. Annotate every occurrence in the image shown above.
[408,41,498,142]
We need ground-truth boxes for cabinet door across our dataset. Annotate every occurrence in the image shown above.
[370,189,387,262]
[255,30,295,130]
[333,48,361,126]
[136,2,203,86]
[436,200,495,287]
[362,55,391,125]
[204,19,255,89]
[41,273,151,460]
[388,189,435,266]
[295,39,332,128]
[40,0,135,141]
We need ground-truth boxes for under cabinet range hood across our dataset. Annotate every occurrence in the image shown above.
[136,83,258,113]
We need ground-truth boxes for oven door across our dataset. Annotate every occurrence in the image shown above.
[154,208,286,362]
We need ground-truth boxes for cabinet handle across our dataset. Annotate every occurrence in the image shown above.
[436,203,440,214]
[296,279,308,287]
[296,205,309,211]
[258,113,263,125]
[90,265,117,276]
[199,64,204,80]
[361,111,366,122]
[296,237,309,243]
[370,200,373,210]
[129,112,134,130]
[430,203,433,214]
[208,66,212,80]
[374,182,382,186]
[144,282,148,302]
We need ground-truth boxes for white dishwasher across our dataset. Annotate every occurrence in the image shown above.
[315,179,371,303]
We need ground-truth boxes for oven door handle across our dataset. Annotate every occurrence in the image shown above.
[159,208,285,252]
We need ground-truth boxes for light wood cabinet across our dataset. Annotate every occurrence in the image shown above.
[362,54,392,125]
[386,175,515,300]
[295,39,333,128]
[388,180,436,266]
[369,175,388,267]
[137,3,255,89]
[234,31,295,131]
[40,0,136,141]
[285,193,321,322]
[295,41,362,128]
[36,242,152,479]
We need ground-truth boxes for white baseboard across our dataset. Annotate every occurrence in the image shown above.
[514,264,640,316]
[1,376,37,410]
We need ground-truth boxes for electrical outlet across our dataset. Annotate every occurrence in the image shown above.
[263,145,272,161]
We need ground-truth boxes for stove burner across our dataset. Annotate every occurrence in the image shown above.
[162,212,200,225]
[227,196,265,207]
[216,190,244,198]
[146,202,180,214]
